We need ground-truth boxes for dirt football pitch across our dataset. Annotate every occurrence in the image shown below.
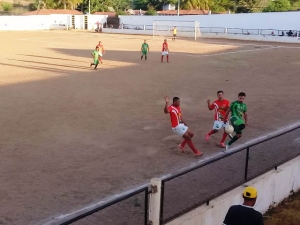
[0,30,299,225]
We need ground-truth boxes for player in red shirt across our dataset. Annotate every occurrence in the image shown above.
[206,91,230,148]
[96,41,105,64]
[164,96,203,156]
[161,39,169,63]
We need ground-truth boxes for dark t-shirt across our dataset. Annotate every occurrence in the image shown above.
[223,205,264,225]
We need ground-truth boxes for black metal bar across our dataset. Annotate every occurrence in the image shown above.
[245,147,250,181]
[163,126,299,183]
[159,180,165,225]
[144,188,149,225]
[60,187,147,225]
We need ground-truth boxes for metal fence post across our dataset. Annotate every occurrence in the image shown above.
[149,178,162,225]
[244,147,250,181]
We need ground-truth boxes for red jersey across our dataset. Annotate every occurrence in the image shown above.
[168,105,182,128]
[162,43,168,51]
[209,99,230,121]
[96,44,104,53]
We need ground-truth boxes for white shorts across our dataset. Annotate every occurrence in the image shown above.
[172,124,188,137]
[213,121,226,130]
[99,53,103,57]
[162,51,169,56]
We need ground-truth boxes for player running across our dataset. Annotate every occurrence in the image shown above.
[141,40,149,61]
[172,26,177,41]
[161,39,169,63]
[96,41,105,64]
[90,46,100,70]
[164,96,203,156]
[223,92,248,151]
[206,91,230,148]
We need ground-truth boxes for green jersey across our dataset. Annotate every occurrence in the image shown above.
[230,101,247,125]
[141,43,149,52]
[92,50,99,59]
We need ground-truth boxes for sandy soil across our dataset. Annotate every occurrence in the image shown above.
[0,30,299,225]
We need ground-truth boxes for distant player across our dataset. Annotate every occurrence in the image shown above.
[224,92,248,151]
[141,40,149,61]
[161,39,169,63]
[206,91,230,148]
[90,46,99,70]
[96,41,105,64]
[172,26,177,41]
[164,96,203,156]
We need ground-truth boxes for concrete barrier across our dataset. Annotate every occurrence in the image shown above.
[165,156,300,225]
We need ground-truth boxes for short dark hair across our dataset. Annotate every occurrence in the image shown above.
[238,92,246,97]
[173,97,180,102]
[217,91,223,95]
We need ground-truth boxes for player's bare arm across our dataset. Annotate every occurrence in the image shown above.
[207,99,213,110]
[244,112,248,125]
[164,96,170,114]
[223,108,231,122]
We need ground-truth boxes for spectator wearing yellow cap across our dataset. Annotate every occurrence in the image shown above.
[222,186,264,225]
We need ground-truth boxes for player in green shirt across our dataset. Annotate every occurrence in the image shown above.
[90,46,100,70]
[224,92,248,150]
[141,40,149,61]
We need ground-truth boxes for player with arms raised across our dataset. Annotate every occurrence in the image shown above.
[164,96,203,156]
[161,39,169,63]
[141,40,149,61]
[224,92,248,150]
[96,41,105,64]
[206,91,230,148]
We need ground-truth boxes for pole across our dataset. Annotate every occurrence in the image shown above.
[177,0,180,16]
[88,0,90,15]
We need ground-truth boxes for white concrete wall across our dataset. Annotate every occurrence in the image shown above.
[86,15,107,30]
[166,156,300,225]
[120,12,300,30]
[0,15,51,30]
[0,14,107,31]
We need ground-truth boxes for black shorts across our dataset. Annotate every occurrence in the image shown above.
[173,34,176,37]
[233,124,245,134]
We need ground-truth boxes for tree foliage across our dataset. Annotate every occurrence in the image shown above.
[263,0,291,12]
[28,0,298,13]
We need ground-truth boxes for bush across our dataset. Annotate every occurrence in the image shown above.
[145,8,157,15]
[116,10,126,17]
[2,3,13,11]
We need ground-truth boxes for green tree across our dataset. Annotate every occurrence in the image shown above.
[263,0,291,12]
[145,6,157,14]
[2,2,13,11]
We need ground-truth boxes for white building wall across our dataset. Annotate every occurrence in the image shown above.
[119,12,300,30]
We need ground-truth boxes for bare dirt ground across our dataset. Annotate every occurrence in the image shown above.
[0,30,299,225]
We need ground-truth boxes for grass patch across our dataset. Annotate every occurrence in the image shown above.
[264,190,300,225]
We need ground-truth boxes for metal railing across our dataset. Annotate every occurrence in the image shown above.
[59,124,300,225]
[159,125,300,224]
[119,24,300,37]
[60,187,150,225]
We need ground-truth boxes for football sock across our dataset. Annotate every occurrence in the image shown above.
[167,55,169,62]
[161,56,163,62]
[145,56,147,60]
[187,140,198,153]
[220,132,227,143]
[141,56,143,60]
[180,140,187,147]
[208,130,214,136]
[228,135,239,145]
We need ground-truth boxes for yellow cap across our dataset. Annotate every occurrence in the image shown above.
[243,186,257,198]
